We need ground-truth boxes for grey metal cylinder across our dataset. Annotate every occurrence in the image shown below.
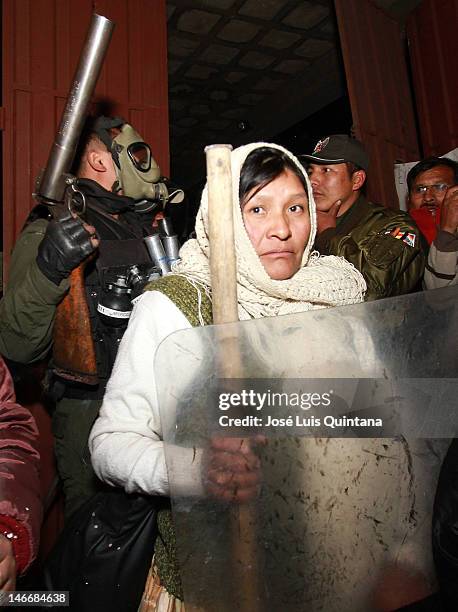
[163,235,181,266]
[158,217,174,237]
[37,14,115,203]
[144,234,171,275]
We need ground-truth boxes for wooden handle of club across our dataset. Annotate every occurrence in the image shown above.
[205,144,260,612]
[205,144,238,326]
[53,263,98,385]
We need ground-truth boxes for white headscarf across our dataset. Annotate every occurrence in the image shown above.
[173,142,366,320]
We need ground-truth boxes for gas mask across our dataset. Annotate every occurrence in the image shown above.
[94,117,184,212]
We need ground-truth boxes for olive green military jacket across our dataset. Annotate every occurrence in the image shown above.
[0,219,69,363]
[314,195,425,301]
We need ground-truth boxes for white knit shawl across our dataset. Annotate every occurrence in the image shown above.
[173,142,366,320]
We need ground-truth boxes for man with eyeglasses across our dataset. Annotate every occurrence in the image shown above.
[407,157,458,289]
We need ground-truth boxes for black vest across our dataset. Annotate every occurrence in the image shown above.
[54,188,156,400]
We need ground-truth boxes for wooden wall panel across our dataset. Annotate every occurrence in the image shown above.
[97,0,130,102]
[30,1,55,90]
[407,0,458,156]
[2,0,169,276]
[334,0,420,208]
[14,0,31,86]
[12,91,32,237]
[94,0,170,173]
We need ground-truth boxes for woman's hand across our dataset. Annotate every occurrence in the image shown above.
[205,436,265,503]
[0,535,16,591]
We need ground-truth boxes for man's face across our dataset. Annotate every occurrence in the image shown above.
[408,166,456,214]
[307,163,361,212]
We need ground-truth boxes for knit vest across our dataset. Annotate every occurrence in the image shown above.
[144,274,213,599]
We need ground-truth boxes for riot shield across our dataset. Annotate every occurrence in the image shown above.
[155,285,458,611]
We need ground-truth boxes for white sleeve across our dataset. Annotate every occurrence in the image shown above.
[89,290,192,496]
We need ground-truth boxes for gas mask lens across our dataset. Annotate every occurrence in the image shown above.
[127,142,152,173]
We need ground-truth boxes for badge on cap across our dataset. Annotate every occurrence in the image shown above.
[313,137,330,154]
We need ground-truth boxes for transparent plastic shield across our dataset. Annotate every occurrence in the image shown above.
[155,286,458,611]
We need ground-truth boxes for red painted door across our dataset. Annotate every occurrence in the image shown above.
[407,0,458,157]
[2,0,169,278]
[334,0,420,208]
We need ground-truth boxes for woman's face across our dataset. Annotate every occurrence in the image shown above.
[242,168,310,280]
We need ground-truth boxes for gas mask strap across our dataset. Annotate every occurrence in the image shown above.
[93,115,126,168]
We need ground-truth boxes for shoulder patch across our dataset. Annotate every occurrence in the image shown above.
[385,227,416,247]
[402,232,416,247]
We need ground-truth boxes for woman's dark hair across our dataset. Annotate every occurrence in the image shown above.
[239,146,307,206]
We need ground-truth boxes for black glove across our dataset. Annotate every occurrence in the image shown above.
[36,216,97,285]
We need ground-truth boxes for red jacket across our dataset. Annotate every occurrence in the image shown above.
[0,357,42,574]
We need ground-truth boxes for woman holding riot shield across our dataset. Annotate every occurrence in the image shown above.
[86,142,365,611]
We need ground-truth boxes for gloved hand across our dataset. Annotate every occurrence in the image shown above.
[36,216,99,285]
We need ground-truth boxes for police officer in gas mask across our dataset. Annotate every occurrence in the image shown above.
[0,116,183,517]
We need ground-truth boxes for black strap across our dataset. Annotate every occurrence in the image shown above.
[425,262,457,280]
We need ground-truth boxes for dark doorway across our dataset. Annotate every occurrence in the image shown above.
[274,95,353,157]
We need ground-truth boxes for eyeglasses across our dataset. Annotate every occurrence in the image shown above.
[413,183,450,195]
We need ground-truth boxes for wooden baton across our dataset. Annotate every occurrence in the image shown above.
[205,144,260,612]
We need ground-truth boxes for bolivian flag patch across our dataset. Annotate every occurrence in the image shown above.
[386,228,416,247]
[402,232,416,247]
